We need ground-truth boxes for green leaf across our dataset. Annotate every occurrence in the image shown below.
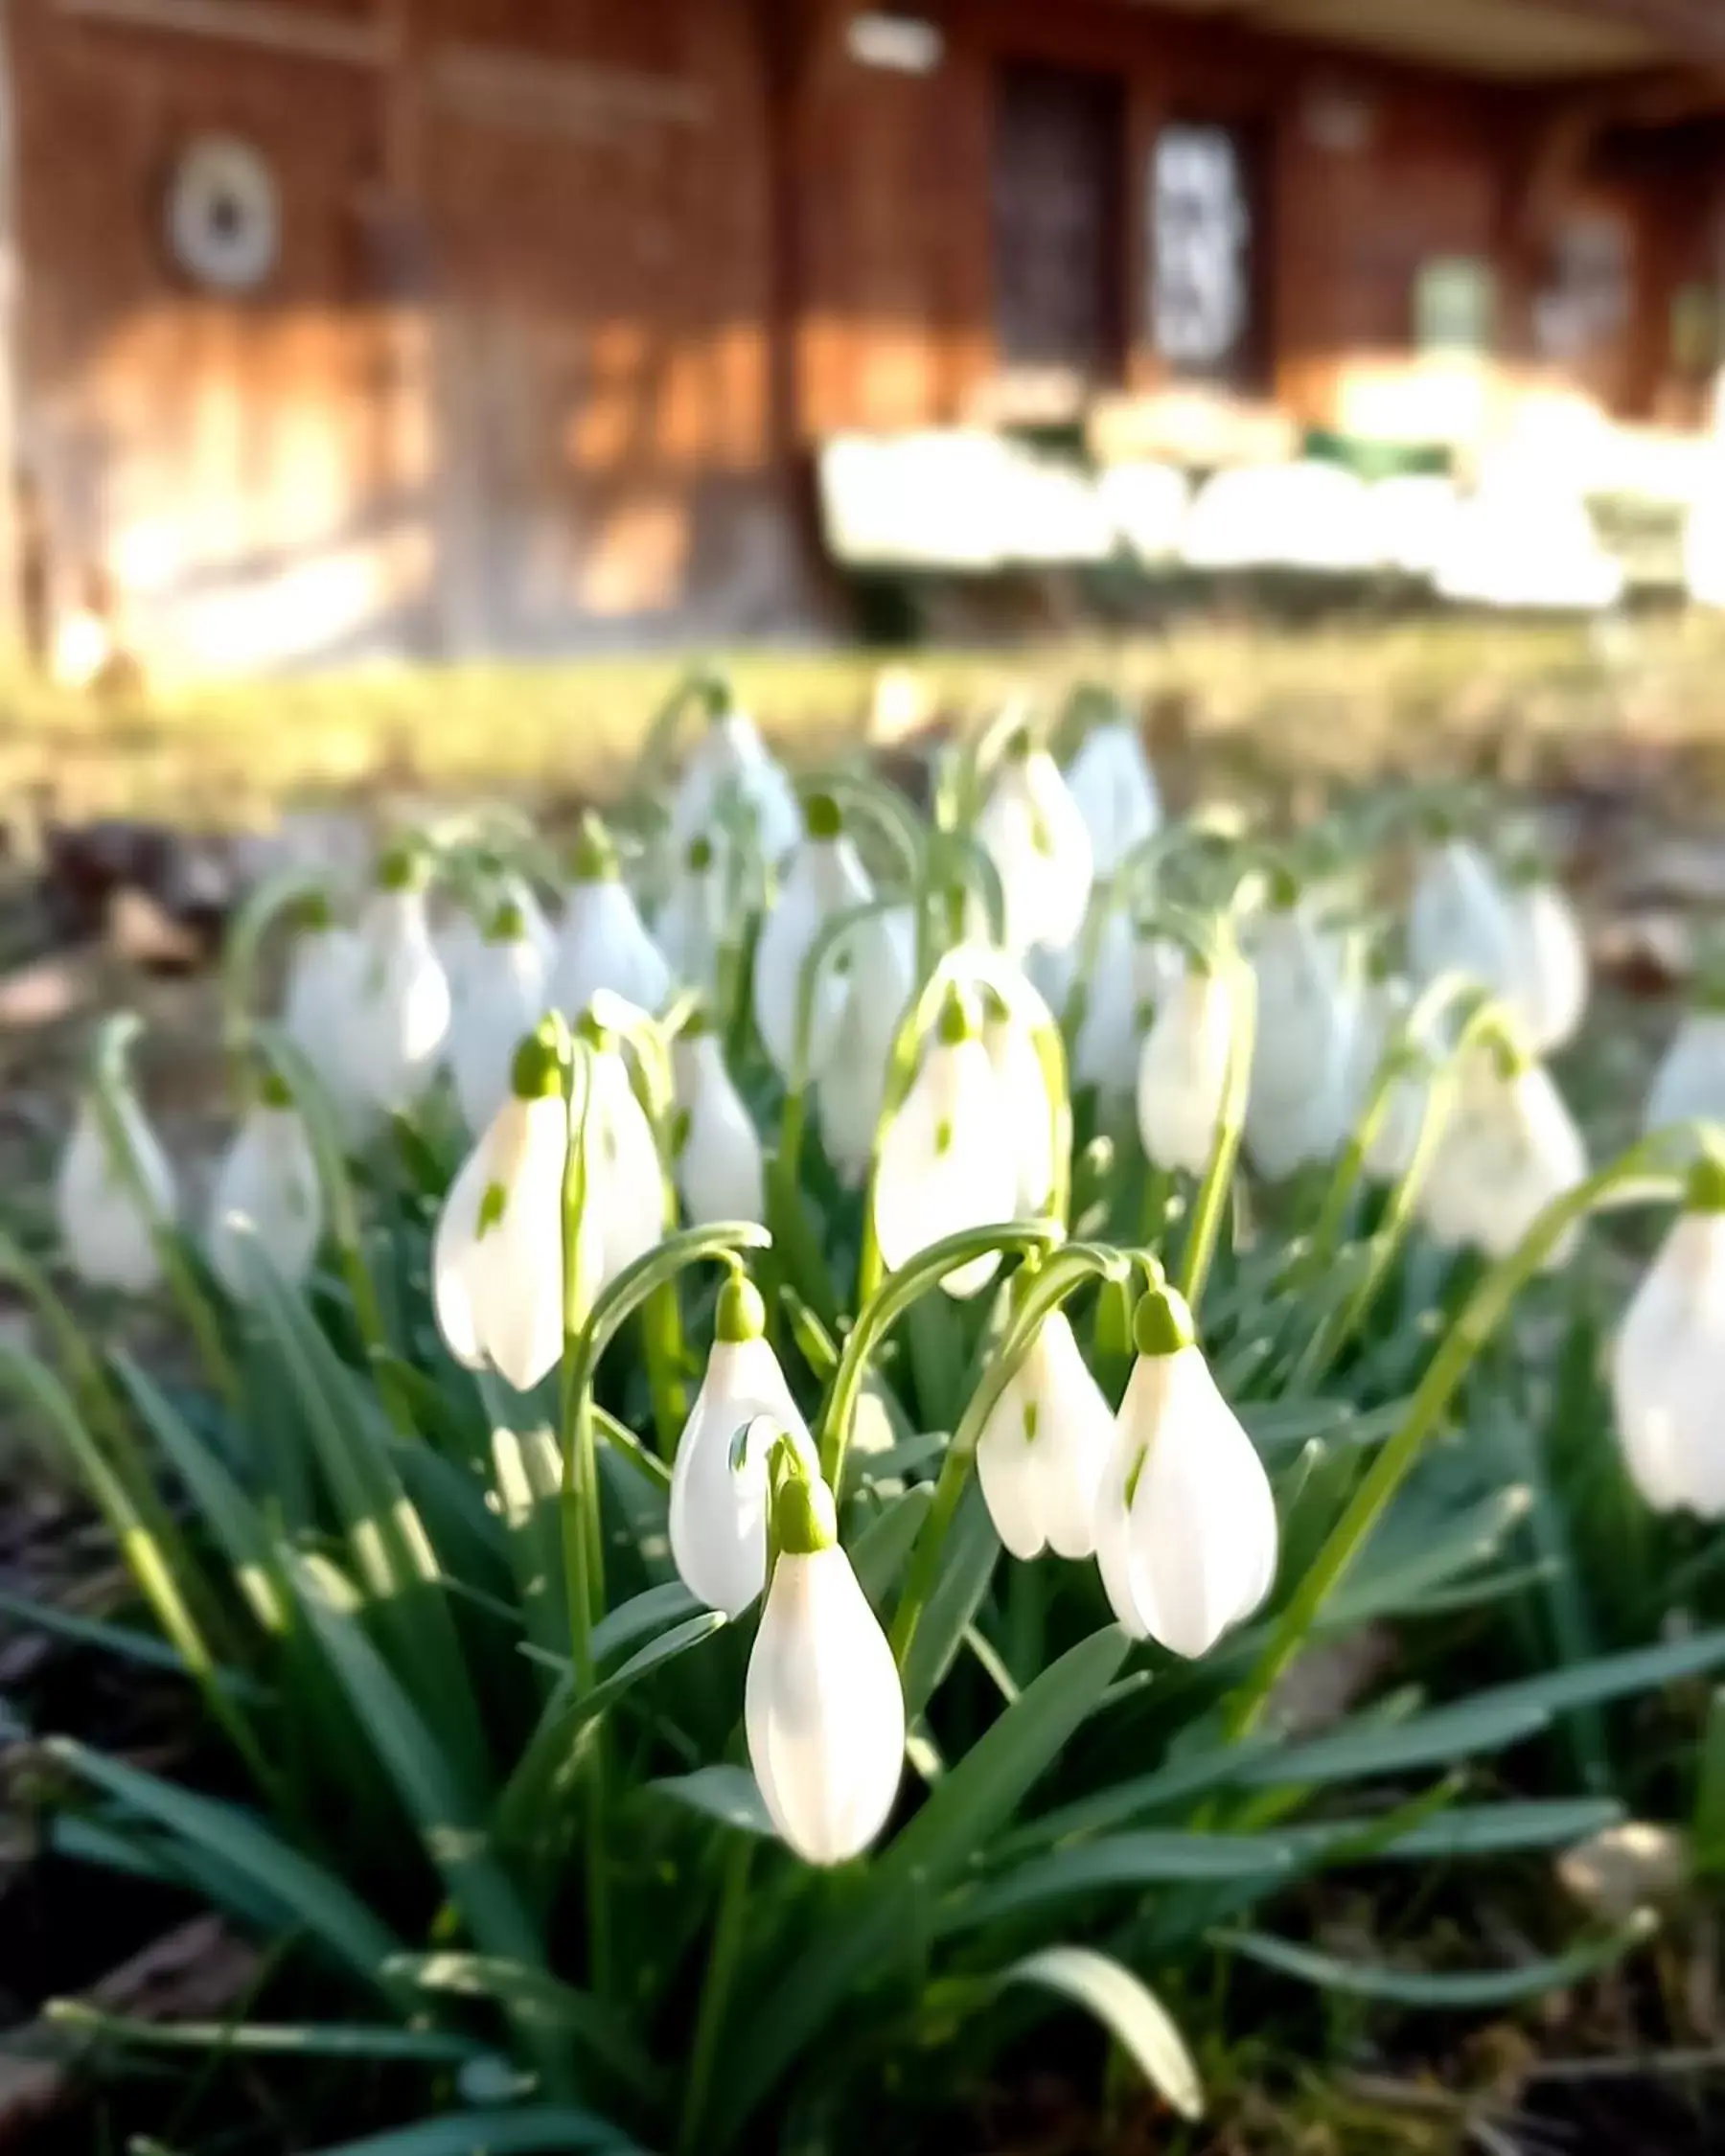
[112,1353,289,1637]
[644,1766,774,1838]
[999,1945,1203,2122]
[2,1350,273,1793]
[47,1736,404,1994]
[1240,1693,1552,1787]
[46,2004,488,2065]
[1694,1689,1725,1877]
[248,1264,489,1787]
[937,1831,1297,1938]
[591,1580,702,1665]
[388,1953,656,2101]
[848,1484,934,1611]
[296,2106,641,2156]
[1314,1797,1624,1863]
[287,1552,543,1972]
[1472,1627,1725,1720]
[497,1613,727,1850]
[0,1584,264,1699]
[900,1475,999,1717]
[1215,1911,1657,2007]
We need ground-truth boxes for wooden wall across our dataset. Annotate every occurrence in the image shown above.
[6,0,1722,673]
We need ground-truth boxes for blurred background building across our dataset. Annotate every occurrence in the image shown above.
[4,0,1725,674]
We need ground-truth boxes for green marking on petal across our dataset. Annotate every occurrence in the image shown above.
[669,1106,692,1158]
[934,1116,954,1157]
[476,1181,509,1238]
[1023,1397,1039,1444]
[1122,1441,1149,1510]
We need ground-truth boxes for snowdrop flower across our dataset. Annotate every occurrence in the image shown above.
[671,1011,764,1226]
[1407,833,1517,1002]
[433,1025,573,1393]
[1612,1158,1725,1518]
[443,871,553,1017]
[873,986,1018,1297]
[1420,1039,1586,1265]
[345,847,451,1115]
[669,1275,813,1616]
[1502,863,1588,1054]
[551,814,671,1020]
[1646,1001,1725,1140]
[282,895,372,1143]
[816,904,915,1186]
[448,897,550,1135]
[1095,1283,1278,1659]
[1064,710,1161,874]
[207,1071,322,1299]
[1245,889,1358,1181]
[1071,904,1138,1095]
[981,979,1058,1216]
[671,685,801,877]
[976,730,1093,960]
[1136,964,1235,1175]
[752,794,873,1088]
[575,1015,670,1290]
[977,1310,1115,1560]
[1346,966,1434,1183]
[746,1458,904,1865]
[57,1089,176,1295]
[656,836,724,998]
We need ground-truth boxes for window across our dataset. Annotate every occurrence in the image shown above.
[1149,125,1254,378]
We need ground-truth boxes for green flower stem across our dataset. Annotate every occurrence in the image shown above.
[816,1220,1062,1496]
[887,1244,1133,1673]
[218,866,328,1066]
[89,1016,240,1411]
[799,768,926,889]
[254,1026,409,1434]
[678,1834,753,2155]
[1299,973,1481,1281]
[1226,1133,1689,1743]
[1292,989,1513,1388]
[1177,945,1254,1313]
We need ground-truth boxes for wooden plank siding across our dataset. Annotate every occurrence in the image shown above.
[5,0,1725,668]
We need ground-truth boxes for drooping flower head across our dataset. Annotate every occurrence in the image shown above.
[669,1273,813,1617]
[208,1065,323,1301]
[448,893,551,1136]
[670,1005,765,1227]
[1095,1282,1278,1659]
[752,791,873,1088]
[872,981,1018,1297]
[746,1447,905,1865]
[345,843,452,1116]
[551,813,672,1020]
[57,1084,177,1296]
[1612,1151,1725,1518]
[976,728,1093,961]
[433,1020,573,1394]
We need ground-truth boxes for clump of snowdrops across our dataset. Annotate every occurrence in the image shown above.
[13,671,1725,2156]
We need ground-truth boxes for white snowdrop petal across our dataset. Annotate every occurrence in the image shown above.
[450,937,550,1135]
[668,1337,810,1616]
[1066,722,1161,876]
[553,883,672,1019]
[431,1094,567,1391]
[57,1099,175,1295]
[673,1037,765,1227]
[347,890,452,1114]
[1408,838,1518,1000]
[1646,1013,1725,1140]
[208,1106,323,1300]
[976,1369,1050,1562]
[1612,1213,1725,1517]
[746,1548,905,1865]
[872,1039,1016,1297]
[1137,973,1232,1175]
[752,837,874,1085]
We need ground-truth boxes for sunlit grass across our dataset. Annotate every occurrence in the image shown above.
[8,609,1725,822]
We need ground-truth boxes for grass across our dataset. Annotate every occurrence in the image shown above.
[7,608,1725,823]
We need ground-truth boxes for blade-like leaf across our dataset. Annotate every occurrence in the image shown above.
[644,1766,774,1839]
[287,1553,542,1972]
[298,2106,641,2156]
[388,1953,656,2100]
[1216,1911,1657,2007]
[1000,1945,1203,2122]
[113,1353,288,1637]
[1239,1694,1552,1788]
[47,1736,403,1993]
[937,1831,1297,1938]
[900,1475,1000,1716]
[46,2004,487,2065]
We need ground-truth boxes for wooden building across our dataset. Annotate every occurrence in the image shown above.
[3,0,1725,672]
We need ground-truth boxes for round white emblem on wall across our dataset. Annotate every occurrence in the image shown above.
[165,136,280,294]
